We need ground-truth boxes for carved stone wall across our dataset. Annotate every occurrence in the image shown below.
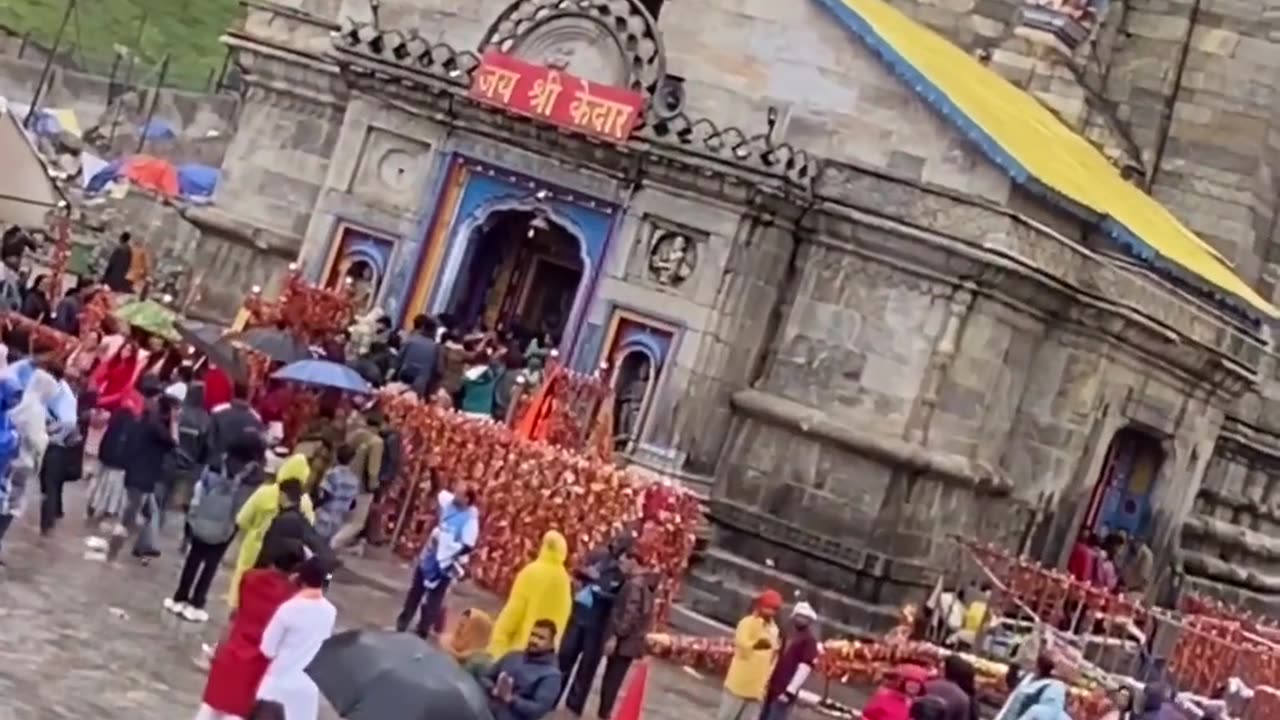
[211,0,1280,620]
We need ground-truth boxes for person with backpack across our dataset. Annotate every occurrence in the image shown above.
[995,654,1073,720]
[167,434,265,624]
[313,443,359,544]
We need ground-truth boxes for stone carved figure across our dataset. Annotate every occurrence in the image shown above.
[613,353,652,451]
[344,259,377,311]
[648,231,696,286]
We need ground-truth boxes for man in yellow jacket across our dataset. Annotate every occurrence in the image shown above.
[718,589,782,720]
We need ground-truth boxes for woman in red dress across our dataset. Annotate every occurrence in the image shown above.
[195,542,304,720]
[91,343,146,411]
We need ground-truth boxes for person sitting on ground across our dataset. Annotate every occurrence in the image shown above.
[480,618,564,720]
[444,607,495,679]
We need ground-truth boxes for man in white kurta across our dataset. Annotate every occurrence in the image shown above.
[257,560,336,720]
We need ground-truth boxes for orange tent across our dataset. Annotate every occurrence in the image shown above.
[121,155,179,196]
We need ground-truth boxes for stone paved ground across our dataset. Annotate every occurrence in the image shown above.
[0,484,836,720]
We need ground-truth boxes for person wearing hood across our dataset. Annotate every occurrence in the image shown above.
[719,589,782,720]
[0,379,24,558]
[481,618,564,720]
[558,529,636,712]
[488,530,574,659]
[925,654,979,720]
[861,664,931,720]
[109,393,179,563]
[39,365,84,536]
[228,453,315,609]
[444,607,496,678]
[6,369,59,533]
[761,601,821,720]
[172,381,212,521]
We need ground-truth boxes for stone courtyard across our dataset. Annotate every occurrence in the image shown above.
[0,484,834,720]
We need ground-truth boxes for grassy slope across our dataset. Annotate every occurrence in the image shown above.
[1,0,242,88]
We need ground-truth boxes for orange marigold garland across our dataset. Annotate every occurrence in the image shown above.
[244,269,355,345]
[373,390,700,624]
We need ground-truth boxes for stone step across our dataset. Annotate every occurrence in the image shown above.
[686,547,902,640]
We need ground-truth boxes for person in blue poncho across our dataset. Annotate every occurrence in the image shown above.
[0,379,26,560]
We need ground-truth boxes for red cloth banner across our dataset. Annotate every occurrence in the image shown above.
[468,50,645,144]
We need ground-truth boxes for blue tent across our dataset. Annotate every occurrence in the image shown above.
[140,119,177,140]
[177,163,219,199]
[86,159,122,194]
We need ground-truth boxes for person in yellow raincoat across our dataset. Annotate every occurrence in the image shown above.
[487,530,573,658]
[227,453,314,608]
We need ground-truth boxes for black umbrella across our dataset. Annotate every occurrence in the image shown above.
[175,319,247,382]
[307,630,493,720]
[228,326,312,364]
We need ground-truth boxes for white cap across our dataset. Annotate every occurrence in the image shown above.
[793,601,817,620]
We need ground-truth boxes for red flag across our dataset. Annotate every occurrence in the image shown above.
[613,660,649,720]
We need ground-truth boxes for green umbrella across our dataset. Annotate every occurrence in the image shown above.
[114,299,180,341]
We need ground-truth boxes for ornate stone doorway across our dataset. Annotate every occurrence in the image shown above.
[1081,427,1165,541]
[443,209,584,340]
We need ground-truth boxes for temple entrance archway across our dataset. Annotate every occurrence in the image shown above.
[442,209,585,342]
[1081,426,1165,542]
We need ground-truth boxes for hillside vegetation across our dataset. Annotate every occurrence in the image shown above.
[2,0,242,90]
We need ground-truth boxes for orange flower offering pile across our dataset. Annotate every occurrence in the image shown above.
[373,390,701,623]
[243,269,355,344]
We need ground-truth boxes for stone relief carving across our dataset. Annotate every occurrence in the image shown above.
[480,0,667,97]
[350,128,431,206]
[648,229,697,286]
[510,16,629,87]
[376,149,417,193]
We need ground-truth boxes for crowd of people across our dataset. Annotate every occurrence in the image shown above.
[345,310,556,422]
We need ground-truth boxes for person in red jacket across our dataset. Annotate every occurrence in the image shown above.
[194,541,304,720]
[1066,532,1098,584]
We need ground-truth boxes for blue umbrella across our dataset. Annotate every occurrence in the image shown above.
[273,359,371,394]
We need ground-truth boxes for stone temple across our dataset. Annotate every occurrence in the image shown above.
[189,0,1280,630]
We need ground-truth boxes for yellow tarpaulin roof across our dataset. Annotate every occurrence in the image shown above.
[817,0,1278,319]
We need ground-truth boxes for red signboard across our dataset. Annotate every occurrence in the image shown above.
[468,50,645,144]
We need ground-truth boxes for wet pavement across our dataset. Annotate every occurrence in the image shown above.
[0,484,832,720]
